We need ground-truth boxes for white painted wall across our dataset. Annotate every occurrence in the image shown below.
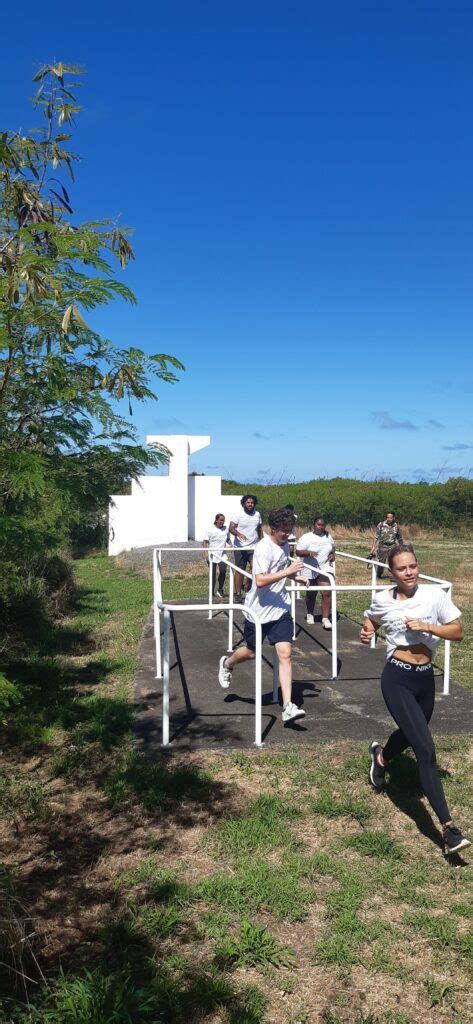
[108,434,242,554]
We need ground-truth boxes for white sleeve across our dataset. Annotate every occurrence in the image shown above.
[436,590,461,624]
[296,533,309,551]
[253,543,273,576]
[203,531,210,542]
[363,592,385,623]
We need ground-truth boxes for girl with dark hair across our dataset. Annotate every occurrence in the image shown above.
[360,543,470,857]
[296,516,335,628]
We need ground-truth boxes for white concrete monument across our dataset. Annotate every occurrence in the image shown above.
[108,434,241,555]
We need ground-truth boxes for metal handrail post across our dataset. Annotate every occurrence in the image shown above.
[443,585,452,695]
[154,549,162,680]
[162,608,171,746]
[254,617,263,747]
[331,580,338,679]
[207,554,213,620]
[228,561,234,652]
[370,562,377,649]
[291,584,296,639]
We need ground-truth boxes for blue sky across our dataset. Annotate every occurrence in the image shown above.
[2,2,472,482]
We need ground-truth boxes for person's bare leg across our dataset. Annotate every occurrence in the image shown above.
[225,645,255,670]
[234,570,243,596]
[275,641,293,705]
[320,583,331,619]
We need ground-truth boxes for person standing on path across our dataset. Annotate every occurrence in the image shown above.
[229,495,263,601]
[202,514,231,599]
[360,543,470,857]
[370,511,403,578]
[296,516,335,629]
[218,507,306,725]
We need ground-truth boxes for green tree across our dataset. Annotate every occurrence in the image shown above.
[0,63,183,636]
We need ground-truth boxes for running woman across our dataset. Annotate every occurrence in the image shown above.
[218,507,306,725]
[360,543,470,857]
[296,516,335,629]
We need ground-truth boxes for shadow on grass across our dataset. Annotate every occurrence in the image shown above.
[2,580,133,751]
[5,940,266,1023]
[105,750,231,823]
[384,752,450,851]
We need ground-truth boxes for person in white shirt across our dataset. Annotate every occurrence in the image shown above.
[202,514,231,599]
[361,543,470,858]
[229,494,263,601]
[218,508,306,725]
[296,516,335,629]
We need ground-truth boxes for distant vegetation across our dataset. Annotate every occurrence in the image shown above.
[222,477,472,529]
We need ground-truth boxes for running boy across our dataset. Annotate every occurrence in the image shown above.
[218,507,306,724]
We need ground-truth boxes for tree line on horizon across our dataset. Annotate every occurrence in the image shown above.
[222,476,472,529]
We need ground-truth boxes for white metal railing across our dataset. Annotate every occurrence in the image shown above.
[152,543,454,745]
[157,599,264,747]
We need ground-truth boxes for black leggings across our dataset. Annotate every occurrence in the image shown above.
[211,560,227,594]
[381,658,450,824]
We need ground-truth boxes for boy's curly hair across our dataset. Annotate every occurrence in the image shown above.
[268,508,296,531]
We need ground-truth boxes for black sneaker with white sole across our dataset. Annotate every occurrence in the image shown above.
[443,825,471,857]
[369,741,386,790]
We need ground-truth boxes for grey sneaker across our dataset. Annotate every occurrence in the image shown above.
[322,617,332,630]
[306,613,315,625]
[218,656,232,689]
[443,825,471,857]
[282,701,306,724]
[369,741,386,790]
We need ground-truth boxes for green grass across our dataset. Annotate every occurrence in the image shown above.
[203,794,302,859]
[1,549,472,1024]
[311,789,371,825]
[215,920,295,971]
[196,852,335,922]
[343,829,405,861]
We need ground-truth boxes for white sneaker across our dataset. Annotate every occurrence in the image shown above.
[306,613,315,625]
[282,701,306,724]
[217,590,225,599]
[322,617,332,630]
[218,655,232,689]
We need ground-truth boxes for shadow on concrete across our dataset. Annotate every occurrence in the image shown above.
[134,605,473,751]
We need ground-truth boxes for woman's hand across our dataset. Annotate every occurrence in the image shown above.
[360,623,375,645]
[405,618,429,632]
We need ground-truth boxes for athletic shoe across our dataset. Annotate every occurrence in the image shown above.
[282,701,306,724]
[322,617,332,630]
[218,655,232,689]
[217,590,225,599]
[369,741,386,790]
[306,613,315,625]
[443,825,471,857]
[234,593,244,604]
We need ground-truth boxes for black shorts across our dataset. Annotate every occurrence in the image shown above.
[234,549,254,570]
[243,612,294,651]
[306,571,334,586]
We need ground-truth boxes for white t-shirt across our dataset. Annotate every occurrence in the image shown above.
[231,508,262,548]
[244,535,291,624]
[365,585,461,660]
[296,531,335,580]
[203,524,229,560]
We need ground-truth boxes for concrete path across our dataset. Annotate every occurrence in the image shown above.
[134,603,472,750]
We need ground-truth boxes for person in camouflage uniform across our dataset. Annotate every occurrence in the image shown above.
[370,512,403,578]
